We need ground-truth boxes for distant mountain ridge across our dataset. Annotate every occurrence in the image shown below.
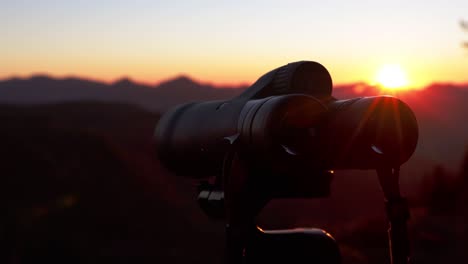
[2,74,467,110]
[0,75,245,111]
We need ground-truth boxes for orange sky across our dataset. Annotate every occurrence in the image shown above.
[2,1,468,88]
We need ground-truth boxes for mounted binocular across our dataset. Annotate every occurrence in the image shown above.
[155,61,418,264]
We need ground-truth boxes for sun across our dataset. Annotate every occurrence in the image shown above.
[374,64,409,90]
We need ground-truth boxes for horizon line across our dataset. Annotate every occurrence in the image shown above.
[1,73,468,90]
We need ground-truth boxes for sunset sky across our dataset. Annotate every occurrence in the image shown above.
[2,0,468,88]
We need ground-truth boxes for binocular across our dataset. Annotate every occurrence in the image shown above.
[155,61,418,264]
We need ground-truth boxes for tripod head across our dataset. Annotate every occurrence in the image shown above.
[155,61,418,264]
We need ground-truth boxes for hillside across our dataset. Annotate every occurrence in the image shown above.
[0,103,224,263]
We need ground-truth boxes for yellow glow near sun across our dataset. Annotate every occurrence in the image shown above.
[375,64,409,90]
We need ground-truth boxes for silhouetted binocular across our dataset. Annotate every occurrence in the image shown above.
[155,61,418,178]
[154,61,418,264]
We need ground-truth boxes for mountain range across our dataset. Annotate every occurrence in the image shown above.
[0,75,467,169]
[0,75,244,112]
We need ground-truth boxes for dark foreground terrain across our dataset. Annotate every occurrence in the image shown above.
[0,103,225,263]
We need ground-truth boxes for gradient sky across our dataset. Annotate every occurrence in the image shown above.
[2,0,468,87]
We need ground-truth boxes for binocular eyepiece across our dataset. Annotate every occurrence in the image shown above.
[155,61,418,178]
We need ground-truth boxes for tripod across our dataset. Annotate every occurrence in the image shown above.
[198,151,410,264]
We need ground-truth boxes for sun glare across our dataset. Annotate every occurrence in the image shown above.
[375,64,409,90]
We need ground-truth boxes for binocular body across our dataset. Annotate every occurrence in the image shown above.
[154,61,418,264]
[155,61,418,178]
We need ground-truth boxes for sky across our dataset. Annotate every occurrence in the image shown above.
[1,0,468,88]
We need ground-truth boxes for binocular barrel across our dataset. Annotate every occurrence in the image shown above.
[318,96,418,169]
[155,98,244,177]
